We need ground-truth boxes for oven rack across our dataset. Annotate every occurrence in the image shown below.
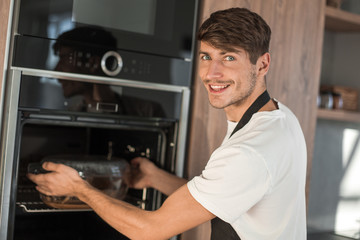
[16,187,91,213]
[16,202,91,213]
[16,186,145,213]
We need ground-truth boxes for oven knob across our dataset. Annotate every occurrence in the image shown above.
[101,51,123,76]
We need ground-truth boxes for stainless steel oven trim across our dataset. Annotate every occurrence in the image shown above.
[11,67,190,178]
[11,67,189,93]
[0,69,21,240]
[0,0,16,154]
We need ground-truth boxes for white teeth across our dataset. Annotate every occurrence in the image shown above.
[211,85,226,89]
[210,85,228,90]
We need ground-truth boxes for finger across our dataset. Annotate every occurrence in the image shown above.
[27,174,52,194]
[127,172,138,187]
[27,173,36,182]
[130,157,141,166]
[27,173,47,184]
[42,162,80,179]
[35,185,51,195]
[42,161,63,171]
[131,157,149,166]
[36,185,60,196]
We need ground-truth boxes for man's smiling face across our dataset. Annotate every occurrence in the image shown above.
[198,41,258,111]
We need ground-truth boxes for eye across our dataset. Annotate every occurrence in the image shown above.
[224,56,235,61]
[200,55,211,61]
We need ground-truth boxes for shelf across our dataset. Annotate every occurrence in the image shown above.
[317,108,360,123]
[325,6,360,31]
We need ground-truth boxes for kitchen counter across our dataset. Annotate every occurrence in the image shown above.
[308,232,358,240]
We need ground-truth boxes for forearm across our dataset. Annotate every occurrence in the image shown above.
[28,162,213,240]
[77,182,154,239]
[149,167,187,196]
[77,183,214,240]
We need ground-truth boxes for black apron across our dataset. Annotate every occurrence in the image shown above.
[210,90,271,240]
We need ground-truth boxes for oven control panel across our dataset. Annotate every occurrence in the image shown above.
[12,35,192,87]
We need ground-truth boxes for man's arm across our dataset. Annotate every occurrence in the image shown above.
[28,162,214,240]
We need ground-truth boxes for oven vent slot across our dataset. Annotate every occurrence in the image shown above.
[26,113,118,124]
[28,113,72,121]
[76,116,116,124]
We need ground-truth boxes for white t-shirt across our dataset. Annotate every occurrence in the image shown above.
[187,102,307,240]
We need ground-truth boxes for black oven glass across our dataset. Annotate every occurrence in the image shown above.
[17,0,197,59]
[18,76,183,120]
[73,0,162,36]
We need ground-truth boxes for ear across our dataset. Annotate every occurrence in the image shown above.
[256,52,270,76]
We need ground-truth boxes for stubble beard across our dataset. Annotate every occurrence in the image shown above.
[208,68,257,109]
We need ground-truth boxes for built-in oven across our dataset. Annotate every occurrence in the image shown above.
[0,0,199,239]
[11,0,198,88]
[10,75,183,240]
[1,69,191,240]
[16,0,197,61]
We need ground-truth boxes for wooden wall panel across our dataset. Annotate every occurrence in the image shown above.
[183,0,324,239]
[256,1,325,206]
[0,0,11,91]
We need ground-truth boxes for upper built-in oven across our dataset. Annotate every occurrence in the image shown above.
[12,0,198,85]
[17,0,197,60]
[1,1,198,238]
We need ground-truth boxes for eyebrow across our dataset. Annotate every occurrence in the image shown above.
[198,50,242,56]
[199,51,208,55]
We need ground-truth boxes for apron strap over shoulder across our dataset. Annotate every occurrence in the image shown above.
[211,90,270,240]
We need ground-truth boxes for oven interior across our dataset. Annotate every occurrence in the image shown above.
[11,111,177,240]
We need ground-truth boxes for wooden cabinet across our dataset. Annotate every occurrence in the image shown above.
[307,3,360,235]
[325,6,360,31]
[0,0,11,92]
[318,108,360,123]
[317,6,360,122]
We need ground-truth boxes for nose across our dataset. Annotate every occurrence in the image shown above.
[205,60,223,80]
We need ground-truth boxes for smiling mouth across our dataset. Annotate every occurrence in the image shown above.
[209,84,230,92]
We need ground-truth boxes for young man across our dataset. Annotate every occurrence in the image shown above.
[28,8,307,239]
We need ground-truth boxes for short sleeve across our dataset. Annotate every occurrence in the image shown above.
[187,145,271,223]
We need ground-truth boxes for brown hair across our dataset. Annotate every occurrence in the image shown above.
[198,8,271,64]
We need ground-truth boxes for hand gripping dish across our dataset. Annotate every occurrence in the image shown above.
[28,154,130,209]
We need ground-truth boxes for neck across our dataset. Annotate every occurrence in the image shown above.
[225,88,274,122]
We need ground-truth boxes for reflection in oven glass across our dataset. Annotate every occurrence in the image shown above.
[53,27,163,116]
